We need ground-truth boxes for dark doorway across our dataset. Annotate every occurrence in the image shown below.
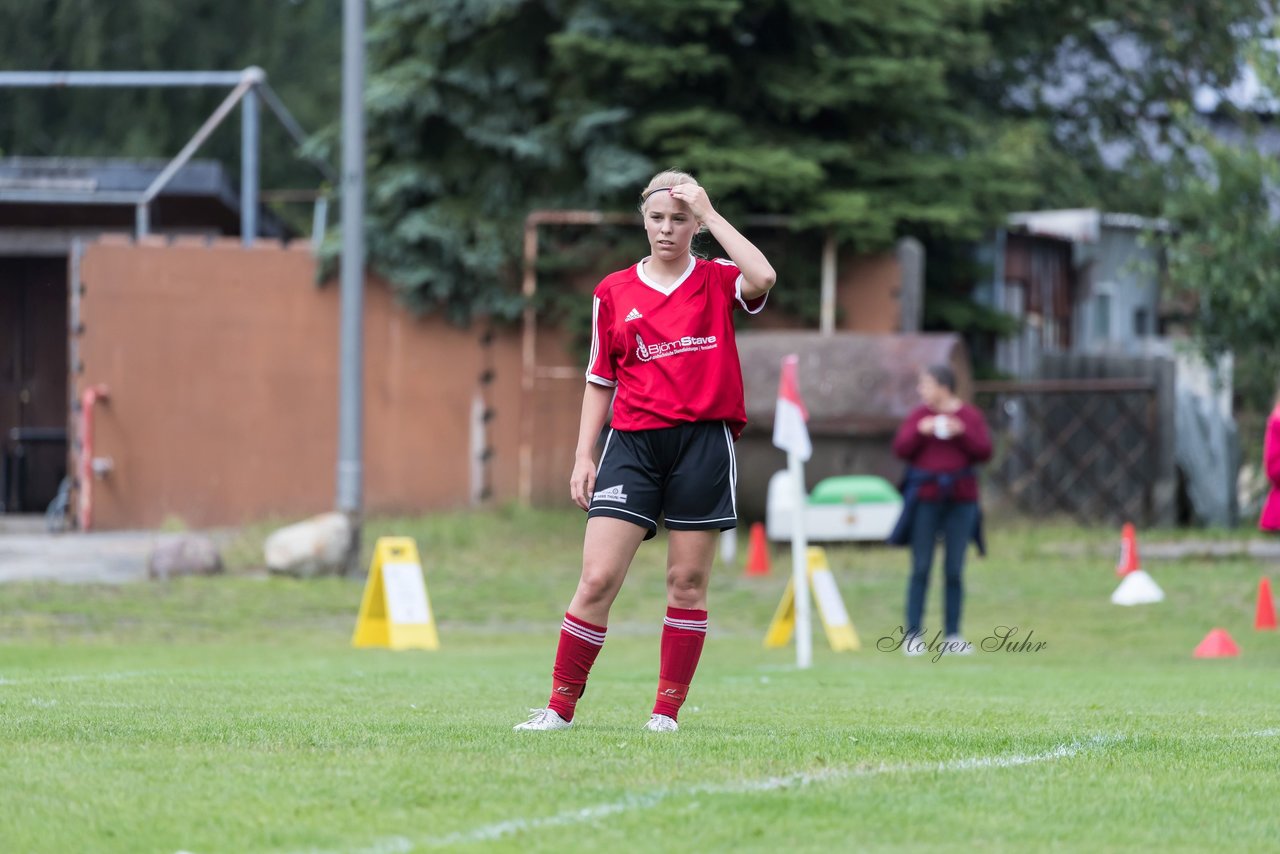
[0,257,68,513]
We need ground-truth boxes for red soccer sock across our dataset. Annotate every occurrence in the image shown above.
[652,607,708,721]
[547,612,607,721]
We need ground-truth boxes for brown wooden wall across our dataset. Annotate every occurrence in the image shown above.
[735,249,902,332]
[75,238,583,529]
[837,252,903,333]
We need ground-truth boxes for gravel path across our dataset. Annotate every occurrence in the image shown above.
[0,526,160,583]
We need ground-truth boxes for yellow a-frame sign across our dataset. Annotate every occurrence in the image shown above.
[764,546,860,652]
[352,537,439,650]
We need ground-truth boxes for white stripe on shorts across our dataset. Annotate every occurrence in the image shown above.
[722,421,738,518]
[595,428,616,475]
[664,515,737,525]
[589,506,657,527]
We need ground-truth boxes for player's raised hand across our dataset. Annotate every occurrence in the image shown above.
[669,183,714,222]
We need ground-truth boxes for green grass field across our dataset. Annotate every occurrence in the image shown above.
[2,507,1278,853]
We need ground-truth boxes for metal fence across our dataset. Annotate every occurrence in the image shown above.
[974,378,1162,525]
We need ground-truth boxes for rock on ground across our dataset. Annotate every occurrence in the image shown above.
[147,535,224,580]
[264,512,353,578]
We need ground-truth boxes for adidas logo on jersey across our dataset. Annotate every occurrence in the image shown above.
[625,308,643,322]
[592,484,628,504]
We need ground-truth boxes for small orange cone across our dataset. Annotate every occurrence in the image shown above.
[745,522,771,576]
[1192,628,1240,658]
[1116,523,1141,577]
[1256,578,1277,631]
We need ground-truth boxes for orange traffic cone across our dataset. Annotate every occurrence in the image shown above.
[745,522,771,576]
[1192,628,1240,658]
[1255,578,1277,631]
[1116,522,1141,577]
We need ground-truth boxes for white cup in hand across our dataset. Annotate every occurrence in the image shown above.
[934,416,952,439]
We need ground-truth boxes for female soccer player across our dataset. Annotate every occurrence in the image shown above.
[514,170,776,732]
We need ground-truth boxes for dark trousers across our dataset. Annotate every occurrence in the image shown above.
[906,500,979,637]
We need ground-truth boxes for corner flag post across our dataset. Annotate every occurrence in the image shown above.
[787,446,812,668]
[773,354,814,669]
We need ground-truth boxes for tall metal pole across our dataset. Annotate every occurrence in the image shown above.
[241,82,260,247]
[337,0,366,553]
[788,449,813,669]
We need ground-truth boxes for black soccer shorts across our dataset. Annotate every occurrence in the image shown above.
[587,420,738,540]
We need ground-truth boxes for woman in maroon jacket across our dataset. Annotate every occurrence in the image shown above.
[1260,383,1280,534]
[891,365,992,655]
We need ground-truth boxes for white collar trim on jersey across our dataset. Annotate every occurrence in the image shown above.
[636,255,696,295]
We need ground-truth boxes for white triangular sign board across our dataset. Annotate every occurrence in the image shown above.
[1111,569,1164,606]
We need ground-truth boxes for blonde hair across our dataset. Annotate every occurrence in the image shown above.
[639,169,699,211]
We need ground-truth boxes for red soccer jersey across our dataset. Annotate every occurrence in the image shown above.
[586,256,767,439]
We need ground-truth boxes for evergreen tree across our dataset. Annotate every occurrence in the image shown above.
[363,0,1045,321]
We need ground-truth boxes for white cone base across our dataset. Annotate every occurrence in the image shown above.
[1112,570,1165,605]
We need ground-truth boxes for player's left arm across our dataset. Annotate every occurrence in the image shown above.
[669,184,776,300]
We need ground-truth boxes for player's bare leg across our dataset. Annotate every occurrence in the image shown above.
[568,517,648,625]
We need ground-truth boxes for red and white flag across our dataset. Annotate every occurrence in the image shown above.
[772,354,812,462]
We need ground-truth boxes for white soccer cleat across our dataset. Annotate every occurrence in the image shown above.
[944,634,973,655]
[643,713,679,732]
[904,633,927,657]
[513,708,573,731]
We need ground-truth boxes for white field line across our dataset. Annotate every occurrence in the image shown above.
[0,669,160,686]
[1179,728,1280,740]
[313,735,1119,854]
